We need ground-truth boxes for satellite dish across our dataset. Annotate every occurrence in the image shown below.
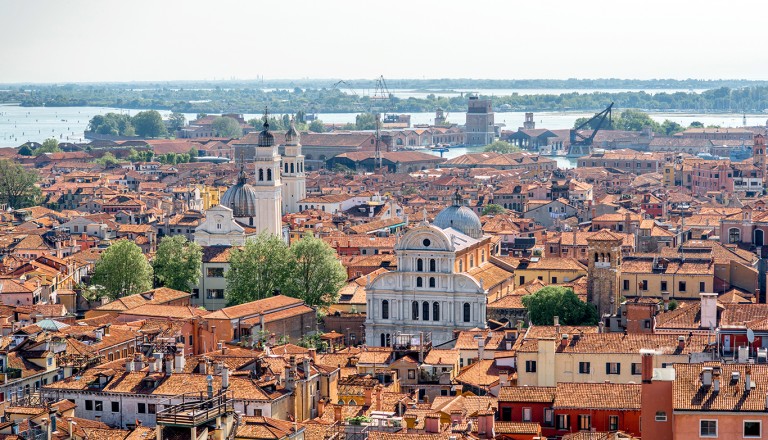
[747,329,755,343]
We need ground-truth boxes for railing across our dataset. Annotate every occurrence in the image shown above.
[0,368,23,382]
[155,391,234,427]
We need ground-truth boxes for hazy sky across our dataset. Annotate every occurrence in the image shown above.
[1,0,766,83]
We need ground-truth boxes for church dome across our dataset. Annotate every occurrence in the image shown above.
[433,191,483,239]
[220,167,258,218]
[285,119,300,144]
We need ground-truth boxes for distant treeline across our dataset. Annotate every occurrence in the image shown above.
[1,82,768,114]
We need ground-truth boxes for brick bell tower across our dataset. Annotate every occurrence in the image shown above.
[754,134,767,190]
[586,230,624,317]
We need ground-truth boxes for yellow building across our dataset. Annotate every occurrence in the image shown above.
[620,256,714,300]
[514,257,587,287]
[515,332,711,387]
[198,184,223,210]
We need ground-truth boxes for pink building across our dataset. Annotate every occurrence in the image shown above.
[689,159,734,196]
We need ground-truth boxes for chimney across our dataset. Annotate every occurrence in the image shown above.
[308,347,317,362]
[701,367,713,386]
[68,419,75,440]
[198,358,207,375]
[303,357,311,377]
[598,322,604,334]
[746,366,752,392]
[284,366,295,391]
[700,293,718,329]
[404,415,417,430]
[148,359,157,373]
[640,350,654,383]
[499,370,509,387]
[477,337,485,360]
[425,414,441,433]
[334,405,342,423]
[125,359,134,373]
[364,387,373,407]
[478,410,495,439]
[221,365,229,389]
[164,356,174,374]
[553,315,560,335]
[174,344,185,373]
[375,386,382,412]
[713,371,721,392]
[560,333,568,349]
[318,399,326,418]
[218,341,225,354]
[450,410,462,425]
[678,335,686,350]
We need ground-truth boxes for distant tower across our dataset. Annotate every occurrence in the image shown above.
[586,230,624,317]
[755,134,767,189]
[523,112,536,129]
[465,95,495,146]
[252,111,283,236]
[435,108,446,126]
[282,119,306,214]
[743,113,747,127]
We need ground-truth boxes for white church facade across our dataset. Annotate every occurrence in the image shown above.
[365,193,491,347]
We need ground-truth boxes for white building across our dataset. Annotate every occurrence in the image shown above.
[365,193,491,346]
[281,120,306,214]
[193,204,256,247]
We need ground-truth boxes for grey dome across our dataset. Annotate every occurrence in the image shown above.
[221,167,258,218]
[433,191,483,239]
[258,119,274,147]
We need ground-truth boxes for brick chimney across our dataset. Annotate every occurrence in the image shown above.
[334,405,342,423]
[375,386,382,412]
[317,398,325,418]
[477,410,495,439]
[404,415,417,430]
[560,333,568,349]
[641,349,654,383]
[364,387,373,407]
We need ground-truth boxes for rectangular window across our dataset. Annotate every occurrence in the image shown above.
[207,267,224,278]
[700,281,706,292]
[522,407,532,422]
[525,360,537,373]
[744,421,761,438]
[641,280,648,291]
[519,276,525,285]
[544,408,554,426]
[655,411,667,422]
[148,404,156,414]
[501,407,512,421]
[557,414,570,430]
[679,281,687,292]
[552,277,558,284]
[408,370,415,380]
[578,415,591,430]
[111,401,119,412]
[700,420,717,437]
[623,279,630,290]
[138,403,146,414]
[661,281,668,291]
[609,415,619,431]
[579,362,590,374]
[606,362,621,375]
[94,401,103,412]
[85,400,93,411]
[631,363,642,375]
[206,289,225,299]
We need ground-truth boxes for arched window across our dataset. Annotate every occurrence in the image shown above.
[429,277,436,288]
[606,252,611,262]
[249,217,253,226]
[422,301,430,321]
[600,253,605,262]
[380,334,385,346]
[594,252,599,262]
[416,277,423,287]
[429,259,436,272]
[417,258,424,272]
[433,302,440,321]
[382,300,389,319]
[756,229,765,246]
[463,303,471,322]
[291,163,295,173]
[412,301,419,320]
[729,228,740,243]
[258,169,264,181]
[285,163,288,173]
[386,334,391,346]
[267,169,272,181]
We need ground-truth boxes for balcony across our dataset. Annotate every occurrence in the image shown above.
[0,368,23,383]
[155,391,234,427]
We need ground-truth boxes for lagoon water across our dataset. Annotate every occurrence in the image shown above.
[1,103,766,149]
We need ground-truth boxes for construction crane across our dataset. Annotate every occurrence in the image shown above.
[566,102,614,157]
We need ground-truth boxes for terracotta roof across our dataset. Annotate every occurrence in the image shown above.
[553,383,641,410]
[674,363,768,411]
[205,295,306,320]
[498,386,556,403]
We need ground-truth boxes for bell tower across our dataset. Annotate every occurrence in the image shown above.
[252,110,283,236]
[586,230,623,317]
[281,119,306,214]
[754,134,767,189]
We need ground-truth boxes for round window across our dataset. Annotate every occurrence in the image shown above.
[422,239,431,247]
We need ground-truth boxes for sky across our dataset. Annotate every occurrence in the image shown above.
[1,0,766,84]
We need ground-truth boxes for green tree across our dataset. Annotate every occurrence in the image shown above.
[152,235,203,292]
[309,119,325,133]
[481,204,507,215]
[668,299,679,311]
[212,116,243,138]
[95,152,120,167]
[225,233,291,305]
[35,138,62,155]
[167,112,186,132]
[484,140,520,154]
[90,240,153,299]
[660,120,684,135]
[689,121,704,128]
[355,113,377,130]
[196,113,208,120]
[613,109,660,132]
[284,234,347,308]
[0,160,40,208]
[132,110,168,138]
[18,145,33,156]
[521,286,599,326]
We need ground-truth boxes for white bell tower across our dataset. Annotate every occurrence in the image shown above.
[253,111,283,236]
[282,119,306,214]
